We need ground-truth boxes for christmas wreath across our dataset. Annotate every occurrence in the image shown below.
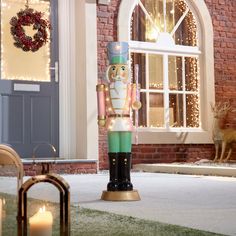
[10,7,51,52]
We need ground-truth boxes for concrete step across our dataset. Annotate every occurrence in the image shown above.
[133,163,236,177]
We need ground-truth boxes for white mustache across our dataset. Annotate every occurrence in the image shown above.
[113,75,125,81]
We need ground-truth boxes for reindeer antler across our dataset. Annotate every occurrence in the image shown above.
[211,101,231,118]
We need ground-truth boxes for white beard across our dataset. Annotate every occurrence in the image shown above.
[109,81,128,115]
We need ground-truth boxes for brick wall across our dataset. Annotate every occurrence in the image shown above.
[97,0,121,80]
[23,162,97,176]
[97,0,236,170]
[0,162,97,176]
[206,0,236,126]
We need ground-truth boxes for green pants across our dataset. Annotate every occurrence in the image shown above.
[108,131,132,152]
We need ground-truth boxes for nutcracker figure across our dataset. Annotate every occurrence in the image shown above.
[97,42,141,201]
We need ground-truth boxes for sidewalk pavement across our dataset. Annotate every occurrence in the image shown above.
[0,172,236,235]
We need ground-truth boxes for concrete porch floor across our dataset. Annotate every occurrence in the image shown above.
[0,172,236,235]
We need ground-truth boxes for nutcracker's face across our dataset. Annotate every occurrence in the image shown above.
[107,64,129,83]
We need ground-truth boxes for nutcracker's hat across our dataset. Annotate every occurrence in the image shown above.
[107,42,128,64]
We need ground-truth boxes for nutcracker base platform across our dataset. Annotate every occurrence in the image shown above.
[101,190,141,201]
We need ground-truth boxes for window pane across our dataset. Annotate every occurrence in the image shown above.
[131,0,198,46]
[131,0,164,42]
[149,54,163,89]
[174,1,198,46]
[185,57,198,91]
[166,0,175,33]
[168,56,182,90]
[138,92,147,127]
[169,94,183,127]
[1,0,51,81]
[186,94,199,127]
[131,52,146,89]
[131,4,147,41]
[149,93,164,127]
[144,0,164,41]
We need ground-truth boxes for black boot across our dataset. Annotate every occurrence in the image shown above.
[107,153,119,191]
[118,152,133,191]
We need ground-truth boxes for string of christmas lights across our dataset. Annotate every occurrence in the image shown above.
[1,0,51,81]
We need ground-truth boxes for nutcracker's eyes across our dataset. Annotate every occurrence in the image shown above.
[112,66,116,71]
[121,66,126,71]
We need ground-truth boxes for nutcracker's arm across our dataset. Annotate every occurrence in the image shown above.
[131,83,142,110]
[96,84,106,127]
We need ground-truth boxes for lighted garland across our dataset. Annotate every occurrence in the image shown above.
[10,7,50,52]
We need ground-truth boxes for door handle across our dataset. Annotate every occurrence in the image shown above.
[50,61,59,83]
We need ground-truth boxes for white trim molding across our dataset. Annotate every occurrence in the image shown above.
[58,0,75,158]
[118,0,215,144]
[58,0,98,159]
[129,40,201,56]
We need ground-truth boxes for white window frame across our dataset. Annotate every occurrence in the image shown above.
[118,0,215,144]
[134,52,200,129]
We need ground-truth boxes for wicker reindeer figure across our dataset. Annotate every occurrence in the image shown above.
[211,102,236,162]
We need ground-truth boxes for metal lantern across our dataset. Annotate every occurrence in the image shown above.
[18,142,69,236]
[0,144,24,191]
[32,143,57,174]
[17,173,70,236]
[0,145,24,236]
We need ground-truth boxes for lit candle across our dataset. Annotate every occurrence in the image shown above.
[29,206,53,236]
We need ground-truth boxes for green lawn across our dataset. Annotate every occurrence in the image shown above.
[0,193,225,236]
